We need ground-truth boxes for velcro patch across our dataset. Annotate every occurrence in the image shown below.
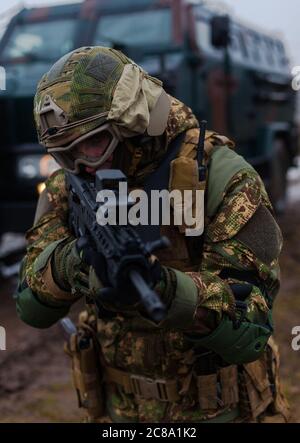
[85,53,119,83]
[235,205,282,265]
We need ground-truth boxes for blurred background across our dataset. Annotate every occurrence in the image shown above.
[0,0,299,422]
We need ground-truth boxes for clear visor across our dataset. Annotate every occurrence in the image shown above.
[47,123,122,174]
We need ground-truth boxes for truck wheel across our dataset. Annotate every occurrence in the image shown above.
[268,138,289,214]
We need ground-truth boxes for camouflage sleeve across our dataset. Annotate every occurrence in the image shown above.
[183,167,281,335]
[21,169,73,307]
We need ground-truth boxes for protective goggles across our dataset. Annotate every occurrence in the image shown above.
[47,123,123,174]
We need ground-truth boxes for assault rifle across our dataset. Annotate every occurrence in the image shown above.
[65,170,169,323]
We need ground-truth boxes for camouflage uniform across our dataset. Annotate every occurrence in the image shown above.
[16,47,289,423]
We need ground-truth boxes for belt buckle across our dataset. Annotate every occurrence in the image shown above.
[130,375,170,401]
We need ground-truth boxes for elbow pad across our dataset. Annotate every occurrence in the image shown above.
[185,312,273,365]
[14,282,70,329]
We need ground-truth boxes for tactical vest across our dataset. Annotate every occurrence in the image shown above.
[158,128,241,269]
[73,129,288,423]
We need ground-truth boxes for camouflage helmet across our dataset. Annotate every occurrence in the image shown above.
[34,46,171,173]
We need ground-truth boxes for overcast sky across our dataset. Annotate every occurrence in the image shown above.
[222,0,300,65]
[0,0,299,64]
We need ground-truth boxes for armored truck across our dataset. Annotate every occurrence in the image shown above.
[0,0,297,233]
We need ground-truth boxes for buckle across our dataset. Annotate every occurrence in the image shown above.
[130,375,175,402]
[233,301,248,329]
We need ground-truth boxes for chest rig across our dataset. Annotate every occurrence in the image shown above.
[148,125,235,270]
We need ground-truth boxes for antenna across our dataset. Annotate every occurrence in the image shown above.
[197,120,207,181]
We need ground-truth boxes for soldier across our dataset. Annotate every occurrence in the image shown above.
[15,46,289,423]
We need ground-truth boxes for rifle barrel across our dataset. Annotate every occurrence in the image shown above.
[129,269,166,322]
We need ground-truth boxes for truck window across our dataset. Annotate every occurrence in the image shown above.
[238,31,249,58]
[1,19,75,61]
[194,18,210,52]
[94,9,172,47]
[229,31,245,64]
[277,41,287,66]
[251,32,262,62]
[263,37,275,66]
[244,31,261,63]
[230,33,239,52]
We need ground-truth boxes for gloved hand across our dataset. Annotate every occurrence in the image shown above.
[88,253,173,314]
[52,238,90,297]
[53,236,176,316]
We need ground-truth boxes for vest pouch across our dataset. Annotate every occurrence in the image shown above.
[65,331,105,421]
[196,373,218,411]
[169,157,205,235]
[262,337,290,422]
[220,365,239,407]
[239,355,273,420]
[196,365,239,412]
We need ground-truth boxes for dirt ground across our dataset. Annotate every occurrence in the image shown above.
[0,200,300,423]
[271,203,300,423]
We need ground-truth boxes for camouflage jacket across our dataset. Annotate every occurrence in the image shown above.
[18,99,285,423]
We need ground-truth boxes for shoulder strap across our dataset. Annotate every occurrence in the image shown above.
[139,132,185,243]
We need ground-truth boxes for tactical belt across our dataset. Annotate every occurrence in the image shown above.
[104,365,240,423]
[104,363,239,405]
[104,366,180,402]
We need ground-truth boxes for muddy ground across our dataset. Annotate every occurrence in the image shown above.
[0,193,300,423]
